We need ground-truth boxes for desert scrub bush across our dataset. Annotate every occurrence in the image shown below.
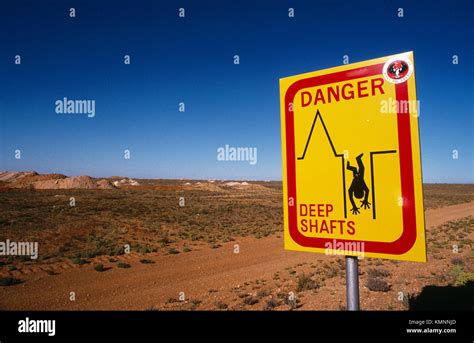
[183,247,192,253]
[83,249,105,259]
[7,265,17,271]
[434,272,448,282]
[367,268,391,278]
[296,273,319,292]
[263,298,279,311]
[451,266,473,286]
[0,277,23,286]
[190,299,202,310]
[168,248,180,255]
[190,234,203,241]
[118,262,131,268]
[451,257,464,266]
[71,257,87,265]
[110,246,125,256]
[323,264,339,278]
[215,301,228,310]
[243,296,259,305]
[137,246,152,254]
[256,289,270,298]
[159,236,173,246]
[366,277,390,292]
[94,264,105,272]
[139,259,154,264]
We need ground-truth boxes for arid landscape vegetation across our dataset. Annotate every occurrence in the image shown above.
[0,171,473,311]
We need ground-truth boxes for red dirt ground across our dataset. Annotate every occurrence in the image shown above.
[1,201,472,311]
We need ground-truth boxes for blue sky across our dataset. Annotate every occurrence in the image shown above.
[1,0,472,182]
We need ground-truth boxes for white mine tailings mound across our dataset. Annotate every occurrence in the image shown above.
[183,181,224,192]
[112,178,140,187]
[221,181,271,192]
[224,181,249,187]
[181,181,271,192]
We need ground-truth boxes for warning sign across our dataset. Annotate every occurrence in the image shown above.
[280,52,426,262]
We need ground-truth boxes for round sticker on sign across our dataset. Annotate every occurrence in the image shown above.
[383,56,413,84]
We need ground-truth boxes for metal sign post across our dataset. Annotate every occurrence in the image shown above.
[345,256,360,311]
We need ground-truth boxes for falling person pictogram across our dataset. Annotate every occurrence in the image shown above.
[347,153,371,215]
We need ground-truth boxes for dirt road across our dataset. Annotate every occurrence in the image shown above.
[1,201,472,310]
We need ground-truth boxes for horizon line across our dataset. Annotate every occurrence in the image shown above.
[0,170,473,184]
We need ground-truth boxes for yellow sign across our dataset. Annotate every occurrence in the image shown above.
[280,52,426,262]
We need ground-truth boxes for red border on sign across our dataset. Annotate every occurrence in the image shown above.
[284,63,417,254]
